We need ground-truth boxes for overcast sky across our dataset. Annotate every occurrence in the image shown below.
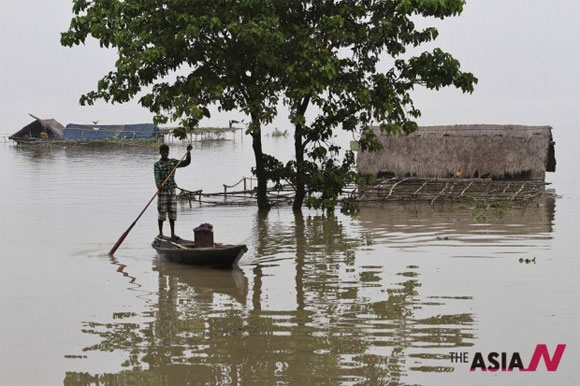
[1,1,579,134]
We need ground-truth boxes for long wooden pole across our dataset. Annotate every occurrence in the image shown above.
[109,150,189,255]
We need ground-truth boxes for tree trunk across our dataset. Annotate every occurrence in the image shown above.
[293,122,306,211]
[250,116,270,210]
[292,97,310,211]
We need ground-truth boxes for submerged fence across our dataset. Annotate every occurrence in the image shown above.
[178,176,551,208]
[347,177,549,205]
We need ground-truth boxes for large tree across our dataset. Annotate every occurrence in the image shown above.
[62,0,286,210]
[272,1,477,211]
[62,0,476,212]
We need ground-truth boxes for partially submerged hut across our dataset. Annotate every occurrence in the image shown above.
[9,114,65,142]
[353,125,556,204]
[357,124,556,180]
[9,114,161,145]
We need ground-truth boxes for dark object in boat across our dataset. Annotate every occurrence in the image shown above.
[194,223,214,247]
[152,236,247,268]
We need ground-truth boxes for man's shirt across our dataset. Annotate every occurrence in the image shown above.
[154,154,191,192]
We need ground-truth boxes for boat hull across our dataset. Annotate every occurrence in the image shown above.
[152,237,247,268]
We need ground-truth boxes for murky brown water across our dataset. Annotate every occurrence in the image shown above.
[0,137,578,385]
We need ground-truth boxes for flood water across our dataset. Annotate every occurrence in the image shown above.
[0,134,578,386]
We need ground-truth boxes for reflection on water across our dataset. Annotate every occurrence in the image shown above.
[154,263,249,306]
[64,210,480,385]
[357,198,555,257]
[1,142,576,386]
[359,199,555,235]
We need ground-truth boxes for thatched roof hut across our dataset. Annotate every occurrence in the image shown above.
[356,124,556,180]
[9,114,65,141]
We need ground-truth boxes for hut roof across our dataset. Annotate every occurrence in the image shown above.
[9,114,65,139]
[356,124,556,180]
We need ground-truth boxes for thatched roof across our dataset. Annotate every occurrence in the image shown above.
[9,114,65,139]
[356,124,556,180]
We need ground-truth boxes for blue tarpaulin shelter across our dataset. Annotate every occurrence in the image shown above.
[64,123,160,139]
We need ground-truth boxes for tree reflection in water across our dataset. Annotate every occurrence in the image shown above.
[65,210,475,385]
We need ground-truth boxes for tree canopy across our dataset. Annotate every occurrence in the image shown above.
[267,0,477,211]
[63,0,291,208]
[62,0,477,211]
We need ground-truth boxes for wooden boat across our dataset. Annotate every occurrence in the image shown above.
[152,236,248,267]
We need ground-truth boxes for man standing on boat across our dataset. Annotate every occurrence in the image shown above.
[154,144,192,240]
